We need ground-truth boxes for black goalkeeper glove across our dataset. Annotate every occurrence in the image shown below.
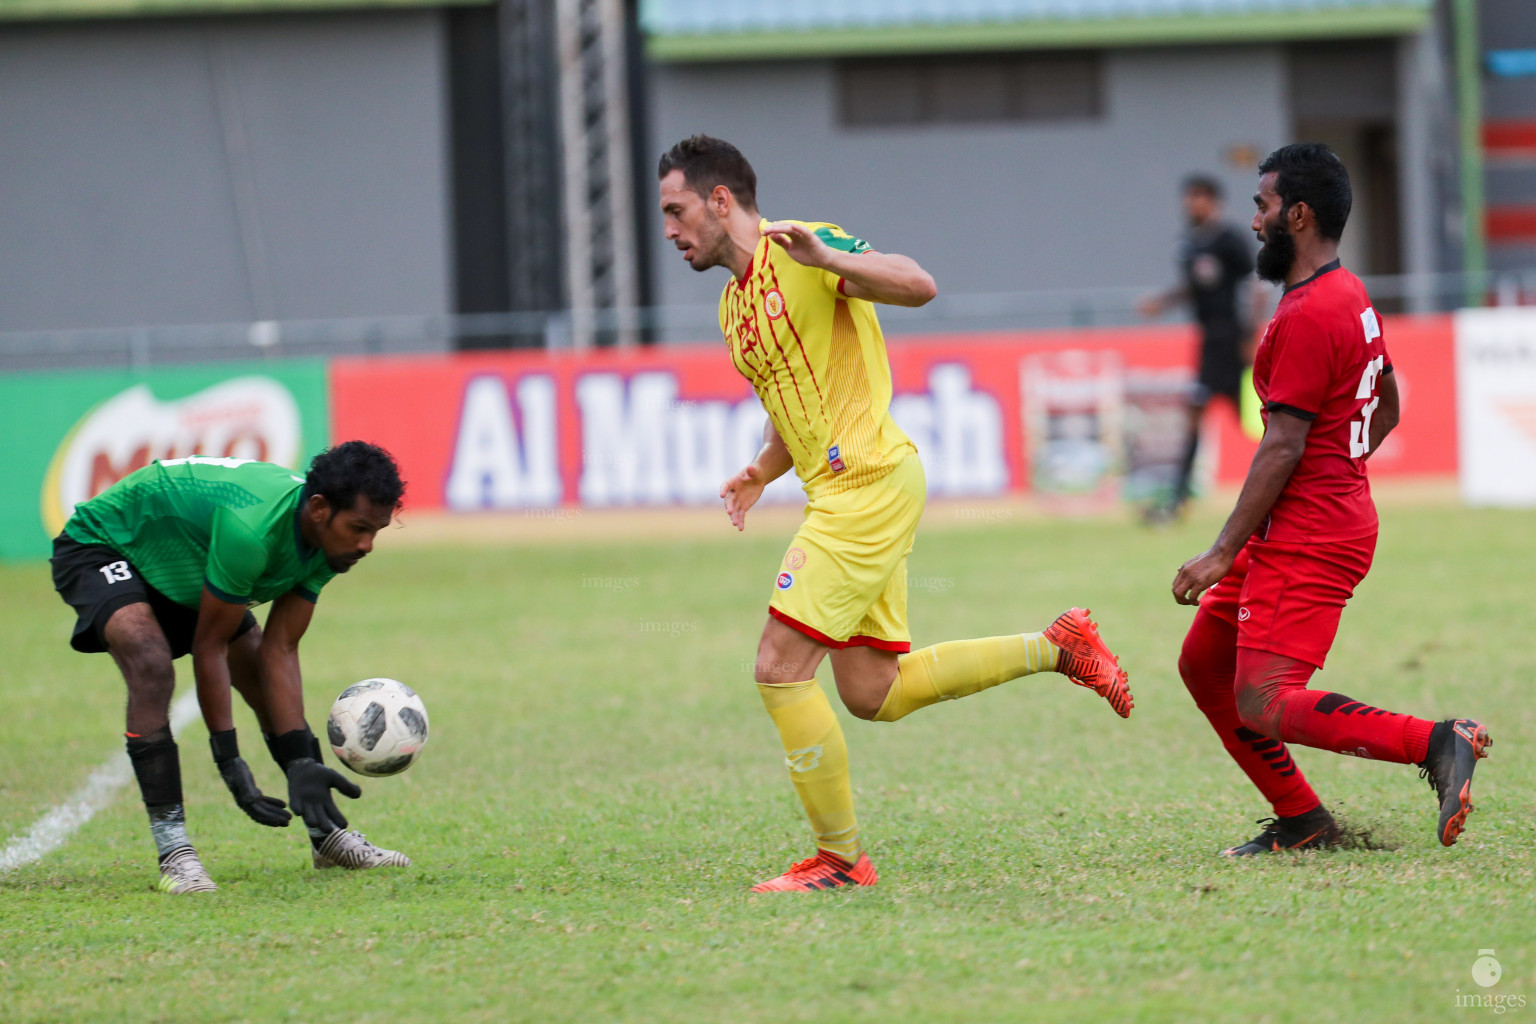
[210,729,292,828]
[286,757,362,834]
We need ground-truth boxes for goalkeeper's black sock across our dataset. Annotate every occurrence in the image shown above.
[126,728,189,860]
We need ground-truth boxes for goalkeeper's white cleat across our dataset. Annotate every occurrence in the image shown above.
[157,846,218,894]
[312,830,411,869]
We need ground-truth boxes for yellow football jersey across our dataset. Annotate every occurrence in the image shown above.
[718,218,917,497]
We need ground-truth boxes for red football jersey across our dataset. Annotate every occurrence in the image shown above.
[1252,261,1391,543]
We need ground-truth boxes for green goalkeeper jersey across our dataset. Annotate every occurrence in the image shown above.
[64,456,336,608]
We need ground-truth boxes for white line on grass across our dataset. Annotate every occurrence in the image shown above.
[0,690,202,873]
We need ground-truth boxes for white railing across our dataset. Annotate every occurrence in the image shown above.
[3,268,1534,373]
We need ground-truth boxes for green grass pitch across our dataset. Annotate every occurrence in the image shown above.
[1,498,1532,1022]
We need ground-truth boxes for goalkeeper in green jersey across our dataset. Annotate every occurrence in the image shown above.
[50,441,410,893]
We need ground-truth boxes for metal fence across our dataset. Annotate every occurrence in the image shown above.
[3,268,1534,374]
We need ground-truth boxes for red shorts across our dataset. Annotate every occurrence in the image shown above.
[1199,533,1376,670]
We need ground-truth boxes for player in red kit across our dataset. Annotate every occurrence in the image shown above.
[1171,144,1491,854]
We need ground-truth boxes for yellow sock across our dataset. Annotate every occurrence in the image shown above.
[875,633,1058,722]
[757,680,860,862]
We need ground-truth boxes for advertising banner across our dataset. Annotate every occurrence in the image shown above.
[1456,307,1536,505]
[331,316,1456,515]
[0,361,329,561]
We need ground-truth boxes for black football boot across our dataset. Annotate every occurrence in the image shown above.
[1418,718,1492,847]
[1221,805,1340,856]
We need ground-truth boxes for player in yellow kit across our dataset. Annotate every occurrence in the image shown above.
[658,135,1134,891]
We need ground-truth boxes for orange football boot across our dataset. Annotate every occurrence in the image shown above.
[1043,607,1133,718]
[750,850,878,892]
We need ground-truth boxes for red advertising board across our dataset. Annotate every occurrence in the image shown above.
[329,316,1456,512]
[1359,313,1458,476]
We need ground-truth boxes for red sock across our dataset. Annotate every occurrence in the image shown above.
[1179,609,1321,818]
[1234,649,1435,765]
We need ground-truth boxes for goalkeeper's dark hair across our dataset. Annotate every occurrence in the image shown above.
[1258,142,1352,241]
[307,441,405,515]
[658,134,757,211]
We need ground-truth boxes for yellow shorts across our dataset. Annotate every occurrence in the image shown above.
[768,454,926,652]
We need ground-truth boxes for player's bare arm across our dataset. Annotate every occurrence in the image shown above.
[1171,409,1309,604]
[191,585,250,734]
[721,416,794,532]
[260,591,364,834]
[259,591,315,735]
[192,584,295,827]
[1365,369,1400,459]
[761,221,936,306]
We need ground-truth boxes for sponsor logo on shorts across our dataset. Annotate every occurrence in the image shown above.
[763,289,785,320]
[827,444,846,473]
[776,572,794,590]
[1238,607,1251,621]
[785,547,807,570]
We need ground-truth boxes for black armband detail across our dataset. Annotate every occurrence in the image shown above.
[209,729,240,764]
[272,728,318,772]
[1381,364,1394,375]
[1265,401,1318,422]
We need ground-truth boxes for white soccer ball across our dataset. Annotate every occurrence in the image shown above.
[327,678,429,777]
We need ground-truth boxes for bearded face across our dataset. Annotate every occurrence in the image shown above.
[1255,207,1298,283]
[686,215,734,273]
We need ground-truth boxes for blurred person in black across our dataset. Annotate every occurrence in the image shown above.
[1140,174,1265,522]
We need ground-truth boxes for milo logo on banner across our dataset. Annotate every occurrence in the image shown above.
[40,377,302,535]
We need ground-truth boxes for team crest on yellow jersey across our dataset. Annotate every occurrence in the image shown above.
[763,289,785,319]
